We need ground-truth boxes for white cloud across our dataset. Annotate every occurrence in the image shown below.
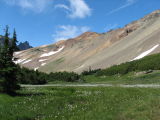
[52,25,90,42]
[107,0,137,15]
[55,0,91,19]
[3,0,52,13]
[55,4,70,11]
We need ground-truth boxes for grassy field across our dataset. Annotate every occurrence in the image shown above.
[84,71,160,84]
[1,86,160,120]
[1,71,160,120]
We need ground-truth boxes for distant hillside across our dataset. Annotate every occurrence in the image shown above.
[0,36,32,50]
[14,10,160,73]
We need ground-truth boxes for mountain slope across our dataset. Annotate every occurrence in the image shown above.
[14,10,160,73]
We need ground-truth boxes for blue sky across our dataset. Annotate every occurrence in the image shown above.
[0,0,160,47]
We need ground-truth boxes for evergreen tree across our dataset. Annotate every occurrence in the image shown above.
[4,25,9,49]
[11,29,19,54]
[0,26,20,95]
[0,45,3,92]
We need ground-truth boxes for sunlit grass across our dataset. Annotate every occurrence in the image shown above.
[1,87,160,120]
[84,71,160,84]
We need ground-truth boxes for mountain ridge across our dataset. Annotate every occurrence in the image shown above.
[14,10,160,73]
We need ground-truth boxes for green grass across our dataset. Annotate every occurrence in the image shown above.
[97,53,160,76]
[84,71,160,84]
[47,71,160,84]
[1,87,160,120]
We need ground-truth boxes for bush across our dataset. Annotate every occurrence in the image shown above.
[48,72,80,82]
[17,67,47,85]
[81,69,101,76]
[17,67,81,84]
[0,79,4,92]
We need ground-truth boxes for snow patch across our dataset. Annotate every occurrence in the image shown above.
[133,44,159,61]
[40,46,65,57]
[14,59,26,64]
[41,63,46,66]
[14,51,22,55]
[34,67,39,71]
[22,59,32,64]
[39,59,47,62]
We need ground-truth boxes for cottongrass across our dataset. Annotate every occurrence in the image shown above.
[1,87,160,120]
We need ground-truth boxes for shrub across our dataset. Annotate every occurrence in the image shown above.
[48,72,80,82]
[17,67,47,85]
[97,53,160,76]
[81,69,101,76]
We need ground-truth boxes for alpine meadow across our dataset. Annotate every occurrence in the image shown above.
[1,0,160,120]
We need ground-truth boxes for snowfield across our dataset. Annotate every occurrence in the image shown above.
[40,46,65,57]
[133,44,159,61]
[14,51,22,55]
[41,63,46,66]
[14,59,26,64]
[39,59,48,62]
[22,59,32,64]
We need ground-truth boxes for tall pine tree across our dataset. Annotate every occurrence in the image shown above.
[0,44,3,91]
[11,29,19,54]
[0,26,20,95]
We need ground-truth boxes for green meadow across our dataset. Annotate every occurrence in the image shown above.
[1,86,160,120]
[84,71,160,84]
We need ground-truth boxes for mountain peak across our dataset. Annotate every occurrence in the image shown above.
[75,32,100,41]
[79,31,99,37]
[0,36,32,50]
[18,41,33,50]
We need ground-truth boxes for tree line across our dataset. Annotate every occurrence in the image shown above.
[0,26,81,95]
